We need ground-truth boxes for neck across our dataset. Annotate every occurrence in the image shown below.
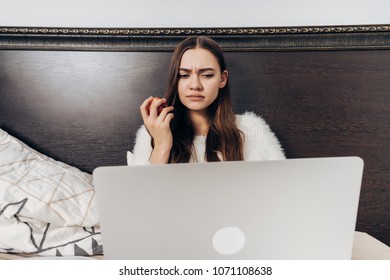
[188,110,209,136]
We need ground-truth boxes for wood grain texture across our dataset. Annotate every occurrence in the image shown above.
[226,50,390,245]
[0,48,389,246]
[0,51,171,172]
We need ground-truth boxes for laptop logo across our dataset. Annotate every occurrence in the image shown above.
[212,226,246,255]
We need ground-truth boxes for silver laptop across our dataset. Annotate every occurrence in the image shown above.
[93,157,363,260]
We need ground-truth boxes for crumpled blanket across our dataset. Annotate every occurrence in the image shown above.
[0,129,102,256]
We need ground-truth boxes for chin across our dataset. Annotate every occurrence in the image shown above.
[182,102,203,110]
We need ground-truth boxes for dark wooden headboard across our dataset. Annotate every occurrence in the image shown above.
[1,25,389,246]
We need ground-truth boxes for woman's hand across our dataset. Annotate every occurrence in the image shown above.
[140,96,174,163]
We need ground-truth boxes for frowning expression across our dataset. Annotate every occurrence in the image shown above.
[178,47,228,113]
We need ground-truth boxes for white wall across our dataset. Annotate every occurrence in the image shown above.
[0,0,389,28]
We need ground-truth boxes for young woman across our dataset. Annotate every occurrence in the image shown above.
[129,36,285,164]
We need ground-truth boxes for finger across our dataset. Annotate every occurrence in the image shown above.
[157,106,174,119]
[163,112,174,126]
[150,98,167,112]
[155,97,167,107]
[140,96,154,120]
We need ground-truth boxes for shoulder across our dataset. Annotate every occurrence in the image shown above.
[129,125,152,165]
[235,112,286,160]
[235,111,272,133]
[135,125,150,141]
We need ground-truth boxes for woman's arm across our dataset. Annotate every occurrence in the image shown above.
[133,97,174,164]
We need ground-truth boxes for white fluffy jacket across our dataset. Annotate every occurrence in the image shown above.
[127,112,285,164]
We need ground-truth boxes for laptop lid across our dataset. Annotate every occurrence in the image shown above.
[93,157,363,259]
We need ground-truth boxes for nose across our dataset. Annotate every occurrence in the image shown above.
[189,75,203,91]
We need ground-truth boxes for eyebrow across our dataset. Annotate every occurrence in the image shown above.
[179,67,216,73]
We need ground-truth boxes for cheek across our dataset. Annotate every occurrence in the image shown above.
[177,79,184,89]
[177,81,186,102]
[177,81,185,95]
[207,80,221,94]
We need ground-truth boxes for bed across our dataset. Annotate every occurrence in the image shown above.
[0,25,389,259]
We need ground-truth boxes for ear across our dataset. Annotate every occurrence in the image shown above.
[219,70,228,88]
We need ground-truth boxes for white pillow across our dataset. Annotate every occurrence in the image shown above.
[0,129,102,256]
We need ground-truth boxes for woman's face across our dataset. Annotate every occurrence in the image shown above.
[177,47,227,113]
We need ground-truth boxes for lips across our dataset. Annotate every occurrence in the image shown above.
[187,95,204,101]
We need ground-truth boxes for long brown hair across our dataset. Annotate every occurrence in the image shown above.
[164,36,243,163]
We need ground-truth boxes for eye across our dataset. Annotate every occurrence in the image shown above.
[179,73,189,79]
[202,73,214,78]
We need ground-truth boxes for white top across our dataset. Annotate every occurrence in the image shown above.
[127,111,285,164]
[191,135,207,163]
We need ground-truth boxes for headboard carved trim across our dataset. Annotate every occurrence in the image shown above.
[1,25,390,51]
